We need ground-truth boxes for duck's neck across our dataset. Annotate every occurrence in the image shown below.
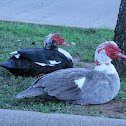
[50,46,58,51]
[58,48,73,61]
[94,51,118,75]
[94,63,118,75]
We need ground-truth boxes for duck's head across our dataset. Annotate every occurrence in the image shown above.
[44,32,69,50]
[95,41,126,66]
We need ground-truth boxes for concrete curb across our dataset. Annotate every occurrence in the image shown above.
[0,109,126,126]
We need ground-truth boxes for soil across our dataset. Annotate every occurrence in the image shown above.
[72,57,126,119]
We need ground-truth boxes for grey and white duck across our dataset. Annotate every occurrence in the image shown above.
[0,32,73,76]
[14,41,126,105]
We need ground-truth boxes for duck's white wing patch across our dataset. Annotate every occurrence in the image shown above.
[74,77,86,88]
[58,48,73,61]
[10,51,18,55]
[35,62,47,66]
[35,60,61,67]
[49,60,61,65]
[15,54,20,59]
[10,51,20,59]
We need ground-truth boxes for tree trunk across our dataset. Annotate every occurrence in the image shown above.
[113,0,126,76]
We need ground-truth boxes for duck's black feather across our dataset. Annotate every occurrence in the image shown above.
[0,48,73,76]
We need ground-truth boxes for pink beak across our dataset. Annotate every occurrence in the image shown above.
[116,52,126,58]
[60,42,70,47]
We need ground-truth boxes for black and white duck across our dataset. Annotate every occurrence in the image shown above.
[0,32,73,76]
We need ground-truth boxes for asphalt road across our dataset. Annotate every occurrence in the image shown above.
[0,0,121,28]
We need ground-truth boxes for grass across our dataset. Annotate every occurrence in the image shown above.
[0,21,126,118]
[74,62,84,66]
[0,21,114,62]
[90,107,98,111]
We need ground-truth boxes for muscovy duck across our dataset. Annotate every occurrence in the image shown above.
[0,33,73,76]
[14,41,126,105]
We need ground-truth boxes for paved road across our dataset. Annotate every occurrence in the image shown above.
[0,109,126,126]
[0,0,121,28]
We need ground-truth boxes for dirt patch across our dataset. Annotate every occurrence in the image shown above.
[73,57,95,68]
[73,57,126,119]
[78,100,126,118]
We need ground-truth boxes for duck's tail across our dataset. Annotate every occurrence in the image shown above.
[0,61,13,68]
[13,86,44,99]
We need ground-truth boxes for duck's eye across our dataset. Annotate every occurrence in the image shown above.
[56,36,59,38]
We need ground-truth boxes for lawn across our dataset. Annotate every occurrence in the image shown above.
[0,21,126,119]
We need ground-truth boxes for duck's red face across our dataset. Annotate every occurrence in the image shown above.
[50,34,69,47]
[98,42,126,59]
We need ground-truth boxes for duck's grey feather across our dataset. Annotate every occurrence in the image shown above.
[13,87,45,99]
[14,68,119,105]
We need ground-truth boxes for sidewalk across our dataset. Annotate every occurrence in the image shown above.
[0,109,126,126]
[0,0,121,28]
